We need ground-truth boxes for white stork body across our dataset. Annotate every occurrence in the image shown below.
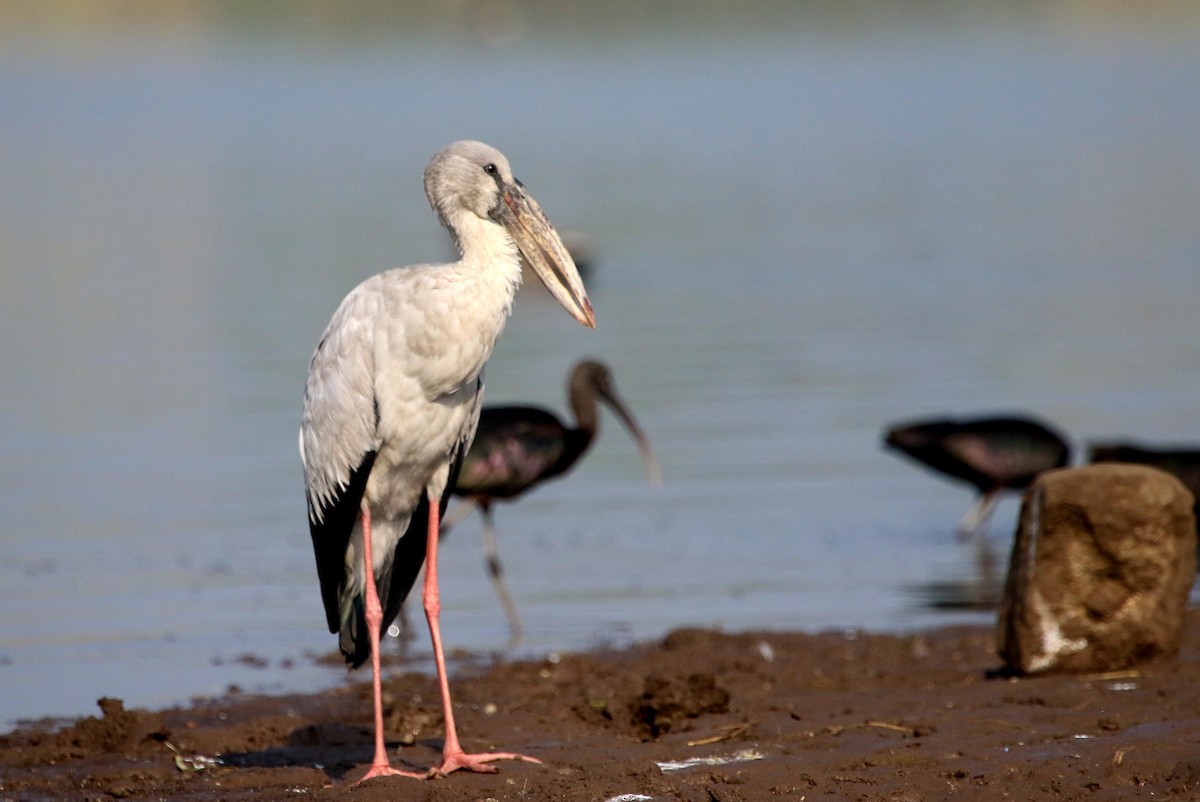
[300,140,593,783]
[302,251,518,598]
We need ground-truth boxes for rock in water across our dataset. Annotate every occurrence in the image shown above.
[997,463,1196,675]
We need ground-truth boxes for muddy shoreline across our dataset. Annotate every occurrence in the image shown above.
[4,611,1200,801]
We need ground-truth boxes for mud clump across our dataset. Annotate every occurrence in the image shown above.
[630,672,730,739]
[52,697,167,758]
[1,697,169,770]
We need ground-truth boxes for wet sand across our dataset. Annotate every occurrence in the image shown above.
[4,610,1200,801]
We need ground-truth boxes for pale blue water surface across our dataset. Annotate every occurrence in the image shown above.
[1,3,1199,729]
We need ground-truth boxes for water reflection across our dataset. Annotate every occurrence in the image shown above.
[1,2,1199,728]
[907,537,1005,612]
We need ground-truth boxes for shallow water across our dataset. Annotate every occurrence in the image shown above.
[1,3,1199,728]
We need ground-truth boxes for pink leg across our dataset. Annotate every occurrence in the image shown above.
[421,491,542,778]
[354,505,424,784]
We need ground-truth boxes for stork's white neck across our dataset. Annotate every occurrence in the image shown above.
[394,209,523,400]
[447,210,523,293]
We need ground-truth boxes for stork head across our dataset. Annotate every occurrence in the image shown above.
[425,140,595,328]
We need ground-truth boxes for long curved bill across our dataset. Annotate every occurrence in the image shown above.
[497,181,596,328]
[599,388,663,487]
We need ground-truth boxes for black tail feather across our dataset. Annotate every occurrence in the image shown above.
[309,451,377,637]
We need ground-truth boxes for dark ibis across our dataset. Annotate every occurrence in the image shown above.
[883,415,1070,540]
[441,359,662,645]
[300,141,593,783]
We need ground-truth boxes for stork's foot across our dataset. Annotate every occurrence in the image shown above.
[353,762,425,785]
[430,750,541,778]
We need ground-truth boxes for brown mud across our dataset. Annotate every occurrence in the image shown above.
[4,611,1200,801]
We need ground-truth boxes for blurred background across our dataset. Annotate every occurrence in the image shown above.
[1,0,1198,728]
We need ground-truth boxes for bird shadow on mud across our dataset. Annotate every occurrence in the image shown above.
[217,722,440,781]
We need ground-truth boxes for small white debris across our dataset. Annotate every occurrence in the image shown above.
[173,752,223,772]
[164,740,223,773]
[756,640,775,662]
[656,748,764,773]
[1106,682,1138,691]
[604,795,654,802]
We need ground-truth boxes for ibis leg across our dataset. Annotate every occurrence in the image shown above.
[422,491,541,777]
[956,490,1000,542]
[480,506,523,648]
[354,505,424,784]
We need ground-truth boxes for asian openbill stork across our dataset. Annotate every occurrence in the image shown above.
[300,141,593,783]
[441,359,662,645]
[883,415,1070,540]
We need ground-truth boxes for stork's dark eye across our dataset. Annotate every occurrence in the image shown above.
[483,163,498,175]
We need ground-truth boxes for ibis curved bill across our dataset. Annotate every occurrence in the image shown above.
[300,140,592,784]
